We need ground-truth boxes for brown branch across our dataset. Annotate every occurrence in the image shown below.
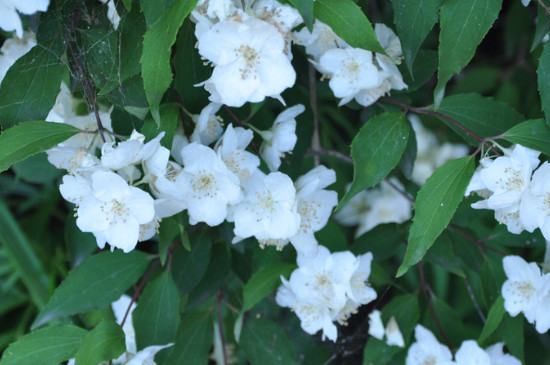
[449,224,506,256]
[538,0,550,18]
[309,63,320,166]
[64,29,106,143]
[306,147,353,164]
[379,98,501,157]
[418,261,454,355]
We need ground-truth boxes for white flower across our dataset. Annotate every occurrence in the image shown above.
[275,277,338,341]
[260,104,303,171]
[405,325,453,365]
[454,340,491,365]
[520,162,550,239]
[347,252,377,305]
[385,316,405,348]
[502,255,541,325]
[0,31,35,84]
[233,171,300,241]
[47,146,101,174]
[485,342,521,365]
[178,142,242,226]
[0,0,49,38]
[319,47,384,106]
[533,272,550,333]
[46,82,114,158]
[99,0,120,29]
[101,130,164,172]
[368,310,385,340]
[335,178,412,238]
[253,0,302,34]
[521,0,530,6]
[215,124,260,184]
[59,171,155,252]
[197,11,296,107]
[293,20,348,62]
[190,102,224,145]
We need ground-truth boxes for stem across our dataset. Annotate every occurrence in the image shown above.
[462,276,486,323]
[418,261,454,355]
[306,147,353,164]
[217,290,228,365]
[448,224,506,256]
[309,63,321,166]
[175,92,191,140]
[64,26,106,143]
[379,98,501,156]
[538,0,550,18]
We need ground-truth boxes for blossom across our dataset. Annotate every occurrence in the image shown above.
[101,130,164,173]
[190,102,224,145]
[368,310,385,339]
[259,104,303,171]
[0,0,49,38]
[59,171,155,252]
[319,47,383,106]
[99,0,120,29]
[178,142,242,226]
[502,255,542,325]
[520,162,550,240]
[405,325,453,365]
[385,316,405,348]
[215,124,260,184]
[485,343,521,365]
[293,20,348,62]
[197,11,296,107]
[0,31,35,84]
[233,171,300,241]
[334,178,412,238]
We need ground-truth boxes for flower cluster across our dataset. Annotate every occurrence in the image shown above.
[406,324,520,365]
[275,246,377,341]
[501,255,550,334]
[0,0,49,38]
[297,21,407,107]
[465,144,549,237]
[335,178,412,238]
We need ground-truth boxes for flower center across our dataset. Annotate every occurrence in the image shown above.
[237,44,260,80]
[256,190,276,212]
[502,167,524,191]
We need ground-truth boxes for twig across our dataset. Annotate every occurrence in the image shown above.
[217,290,228,365]
[175,92,191,140]
[64,24,106,143]
[449,224,506,256]
[418,261,454,355]
[309,63,320,166]
[306,147,353,164]
[538,0,550,18]
[379,98,501,157]
[385,178,414,203]
[463,276,487,323]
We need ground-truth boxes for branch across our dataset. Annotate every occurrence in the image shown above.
[309,63,321,166]
[379,98,501,156]
[306,147,353,164]
[449,224,505,256]
[217,290,228,365]
[538,0,550,18]
[462,276,487,323]
[64,23,106,143]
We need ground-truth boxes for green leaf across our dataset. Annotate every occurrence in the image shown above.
[0,201,48,309]
[478,296,505,344]
[133,271,180,349]
[397,156,474,277]
[171,233,212,295]
[74,319,125,365]
[0,47,64,129]
[435,93,523,146]
[0,121,79,173]
[538,42,550,127]
[288,0,314,30]
[0,325,86,365]
[166,311,213,365]
[141,0,197,124]
[313,0,385,54]
[11,153,62,184]
[532,6,550,52]
[33,251,151,329]
[392,0,443,75]
[499,314,524,361]
[243,262,295,312]
[435,0,502,105]
[338,112,409,209]
[362,338,401,365]
[240,316,300,365]
[425,231,465,278]
[502,119,550,156]
[140,0,178,25]
[141,103,180,151]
